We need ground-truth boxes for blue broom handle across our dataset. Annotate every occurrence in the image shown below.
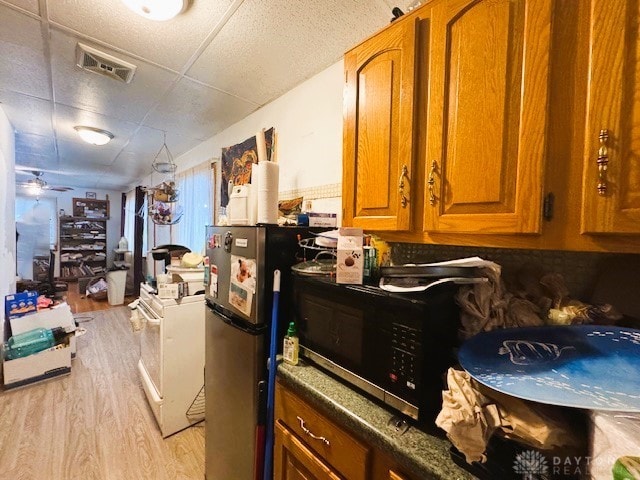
[263,269,280,480]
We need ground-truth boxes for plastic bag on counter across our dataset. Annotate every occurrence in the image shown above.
[455,261,623,338]
[455,261,544,339]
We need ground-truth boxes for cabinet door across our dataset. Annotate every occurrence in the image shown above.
[343,18,418,231]
[580,0,640,234]
[274,422,343,480]
[423,0,553,234]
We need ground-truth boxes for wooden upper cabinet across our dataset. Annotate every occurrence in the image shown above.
[422,0,553,234]
[343,18,418,231]
[580,0,640,234]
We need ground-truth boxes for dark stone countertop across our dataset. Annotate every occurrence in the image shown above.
[277,358,475,480]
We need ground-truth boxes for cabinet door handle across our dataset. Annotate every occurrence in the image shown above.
[296,416,330,446]
[427,160,438,205]
[398,164,409,208]
[597,129,609,196]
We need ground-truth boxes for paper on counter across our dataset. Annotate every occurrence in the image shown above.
[379,276,488,293]
[405,256,502,275]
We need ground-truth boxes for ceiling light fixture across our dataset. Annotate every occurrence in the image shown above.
[74,126,114,146]
[121,0,187,21]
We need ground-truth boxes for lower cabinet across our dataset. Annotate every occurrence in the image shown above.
[274,380,417,480]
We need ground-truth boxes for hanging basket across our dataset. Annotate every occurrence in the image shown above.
[152,136,177,174]
[149,201,183,225]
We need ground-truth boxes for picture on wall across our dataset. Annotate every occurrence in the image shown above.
[220,127,274,207]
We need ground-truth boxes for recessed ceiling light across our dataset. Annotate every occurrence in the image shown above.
[121,0,186,21]
[74,126,114,146]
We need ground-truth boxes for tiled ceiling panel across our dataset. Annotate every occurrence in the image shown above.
[187,0,396,105]
[15,132,56,157]
[2,0,424,191]
[0,5,50,99]
[46,0,236,71]
[144,77,258,142]
[53,103,138,147]
[3,0,39,15]
[49,29,179,124]
[0,90,53,136]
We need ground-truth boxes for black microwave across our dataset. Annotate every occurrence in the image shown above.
[291,275,461,424]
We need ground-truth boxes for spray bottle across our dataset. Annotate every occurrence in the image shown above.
[283,322,299,365]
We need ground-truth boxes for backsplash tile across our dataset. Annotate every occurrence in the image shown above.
[279,183,341,202]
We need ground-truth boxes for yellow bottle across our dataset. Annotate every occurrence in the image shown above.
[283,322,299,365]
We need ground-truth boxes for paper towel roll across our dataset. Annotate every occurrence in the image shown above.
[256,128,267,163]
[256,161,279,224]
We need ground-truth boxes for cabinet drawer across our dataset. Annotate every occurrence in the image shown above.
[275,381,371,480]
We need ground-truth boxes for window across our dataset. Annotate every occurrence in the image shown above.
[172,162,213,254]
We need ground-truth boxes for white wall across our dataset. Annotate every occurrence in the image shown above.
[176,60,344,196]
[135,59,344,248]
[0,105,16,341]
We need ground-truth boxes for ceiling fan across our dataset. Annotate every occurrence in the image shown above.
[17,170,74,194]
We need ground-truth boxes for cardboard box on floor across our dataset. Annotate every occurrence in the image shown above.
[3,303,77,389]
[9,303,76,356]
[3,342,72,389]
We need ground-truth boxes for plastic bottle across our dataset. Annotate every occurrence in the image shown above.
[3,327,70,360]
[297,200,312,226]
[283,322,299,366]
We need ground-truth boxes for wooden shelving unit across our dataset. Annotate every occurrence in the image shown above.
[58,216,107,281]
[72,198,109,219]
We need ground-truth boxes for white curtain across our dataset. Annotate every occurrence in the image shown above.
[15,196,57,280]
[123,190,136,251]
[172,162,213,255]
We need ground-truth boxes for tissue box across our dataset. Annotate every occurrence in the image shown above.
[308,212,337,227]
[336,228,363,285]
[5,291,38,319]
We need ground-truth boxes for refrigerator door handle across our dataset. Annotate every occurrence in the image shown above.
[209,304,265,335]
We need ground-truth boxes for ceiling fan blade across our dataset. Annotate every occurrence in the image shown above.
[47,186,74,192]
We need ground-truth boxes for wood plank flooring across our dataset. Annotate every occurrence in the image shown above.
[0,303,205,479]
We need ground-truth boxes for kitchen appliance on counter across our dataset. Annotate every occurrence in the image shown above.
[291,274,461,425]
[137,282,205,437]
[148,244,190,282]
[203,225,319,480]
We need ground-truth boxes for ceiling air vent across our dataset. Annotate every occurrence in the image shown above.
[76,43,137,84]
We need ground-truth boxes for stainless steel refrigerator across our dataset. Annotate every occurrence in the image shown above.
[204,225,312,480]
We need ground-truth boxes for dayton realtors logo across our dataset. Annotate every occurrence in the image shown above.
[513,450,549,479]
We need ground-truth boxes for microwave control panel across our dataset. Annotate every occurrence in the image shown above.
[389,322,421,392]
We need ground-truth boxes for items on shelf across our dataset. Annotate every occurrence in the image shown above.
[58,214,107,281]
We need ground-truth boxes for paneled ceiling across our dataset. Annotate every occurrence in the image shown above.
[1,0,415,193]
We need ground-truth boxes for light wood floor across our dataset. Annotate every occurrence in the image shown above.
[0,302,205,479]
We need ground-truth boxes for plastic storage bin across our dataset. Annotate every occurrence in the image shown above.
[106,269,127,305]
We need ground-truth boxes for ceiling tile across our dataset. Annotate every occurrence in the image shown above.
[0,5,50,99]
[53,102,140,146]
[3,0,39,14]
[46,0,236,71]
[49,29,180,124]
[186,0,394,105]
[0,90,53,135]
[144,77,258,142]
[15,131,56,155]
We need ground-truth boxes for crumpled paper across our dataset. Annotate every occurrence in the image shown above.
[435,368,501,463]
[456,262,544,339]
[436,368,584,463]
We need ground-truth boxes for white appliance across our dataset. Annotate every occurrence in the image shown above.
[137,282,205,437]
